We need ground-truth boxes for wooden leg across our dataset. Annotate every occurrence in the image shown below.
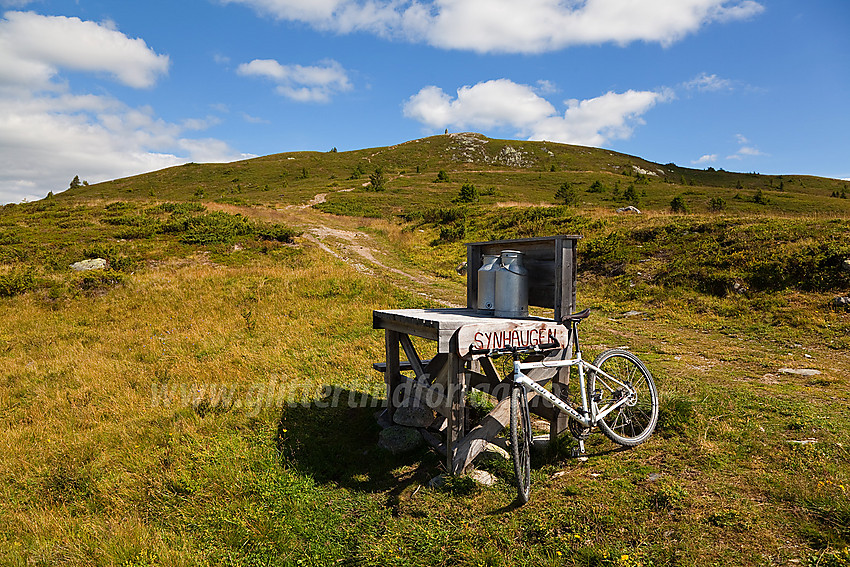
[446,353,466,474]
[385,330,401,420]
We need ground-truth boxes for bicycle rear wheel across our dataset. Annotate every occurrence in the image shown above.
[510,383,532,504]
[589,349,658,446]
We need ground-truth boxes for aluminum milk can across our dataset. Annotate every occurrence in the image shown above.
[494,250,529,318]
[476,254,500,314]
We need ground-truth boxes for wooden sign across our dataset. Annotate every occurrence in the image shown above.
[455,321,568,359]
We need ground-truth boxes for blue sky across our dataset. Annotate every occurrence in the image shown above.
[1,0,848,203]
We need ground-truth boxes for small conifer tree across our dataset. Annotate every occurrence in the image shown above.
[555,181,578,205]
[455,182,479,203]
[670,196,688,213]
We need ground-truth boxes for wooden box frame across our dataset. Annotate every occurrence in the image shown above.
[465,235,581,321]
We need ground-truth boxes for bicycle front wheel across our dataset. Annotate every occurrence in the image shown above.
[589,349,659,447]
[510,383,532,504]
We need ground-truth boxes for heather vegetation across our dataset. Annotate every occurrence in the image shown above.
[1,134,848,565]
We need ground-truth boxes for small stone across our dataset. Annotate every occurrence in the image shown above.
[730,281,748,295]
[467,469,497,487]
[778,368,822,376]
[647,473,662,482]
[621,310,645,318]
[70,258,107,271]
[841,259,850,273]
[392,405,436,428]
[616,206,642,214]
[374,409,393,429]
[428,474,447,488]
[378,425,423,454]
[476,443,510,465]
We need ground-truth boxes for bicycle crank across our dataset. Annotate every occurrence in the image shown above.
[568,417,592,441]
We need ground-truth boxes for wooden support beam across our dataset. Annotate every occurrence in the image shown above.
[446,353,465,473]
[479,357,503,388]
[399,333,427,381]
[451,389,535,474]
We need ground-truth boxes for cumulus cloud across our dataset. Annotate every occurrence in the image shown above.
[237,58,352,102]
[404,79,670,146]
[0,92,252,203]
[221,0,764,53]
[692,154,718,164]
[0,11,169,88]
[0,11,248,203]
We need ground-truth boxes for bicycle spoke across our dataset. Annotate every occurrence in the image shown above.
[590,349,659,447]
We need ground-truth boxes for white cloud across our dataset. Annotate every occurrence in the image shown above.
[404,79,670,146]
[237,58,352,102]
[403,80,555,130]
[0,92,252,203]
[221,0,764,53]
[692,154,718,164]
[684,72,734,92]
[727,133,767,160]
[0,11,169,89]
[241,112,270,124]
[0,12,250,203]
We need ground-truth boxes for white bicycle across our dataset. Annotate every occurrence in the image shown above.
[470,308,659,504]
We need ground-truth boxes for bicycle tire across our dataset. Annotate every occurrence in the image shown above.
[589,349,659,447]
[510,383,532,504]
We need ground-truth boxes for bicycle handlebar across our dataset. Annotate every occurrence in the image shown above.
[468,340,562,358]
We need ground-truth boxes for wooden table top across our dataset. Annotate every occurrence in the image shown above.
[373,308,558,353]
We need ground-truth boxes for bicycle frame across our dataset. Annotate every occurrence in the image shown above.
[512,356,634,429]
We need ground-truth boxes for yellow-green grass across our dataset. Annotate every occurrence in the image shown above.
[2,178,849,565]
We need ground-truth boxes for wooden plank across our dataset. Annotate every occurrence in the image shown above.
[467,246,474,310]
[372,359,432,373]
[455,320,568,359]
[429,354,451,389]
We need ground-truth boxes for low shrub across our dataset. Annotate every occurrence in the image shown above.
[0,270,37,297]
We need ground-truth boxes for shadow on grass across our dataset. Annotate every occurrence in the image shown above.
[276,388,440,499]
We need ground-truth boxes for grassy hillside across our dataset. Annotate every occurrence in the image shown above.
[2,134,849,566]
[60,133,850,218]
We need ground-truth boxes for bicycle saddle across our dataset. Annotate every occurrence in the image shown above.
[561,307,591,322]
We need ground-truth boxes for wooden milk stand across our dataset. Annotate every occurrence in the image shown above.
[373,235,580,474]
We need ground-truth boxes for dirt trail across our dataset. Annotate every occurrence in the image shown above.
[266,194,461,307]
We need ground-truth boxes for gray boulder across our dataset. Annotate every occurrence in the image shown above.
[392,404,436,428]
[616,206,642,214]
[832,296,850,311]
[378,425,423,454]
[778,368,822,377]
[70,258,107,271]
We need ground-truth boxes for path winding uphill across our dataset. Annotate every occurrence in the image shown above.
[211,192,463,307]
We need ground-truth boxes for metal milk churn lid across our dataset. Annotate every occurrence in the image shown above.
[494,250,529,318]
[476,254,500,314]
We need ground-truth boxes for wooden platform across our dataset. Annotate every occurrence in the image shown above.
[374,308,571,474]
[373,235,581,475]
